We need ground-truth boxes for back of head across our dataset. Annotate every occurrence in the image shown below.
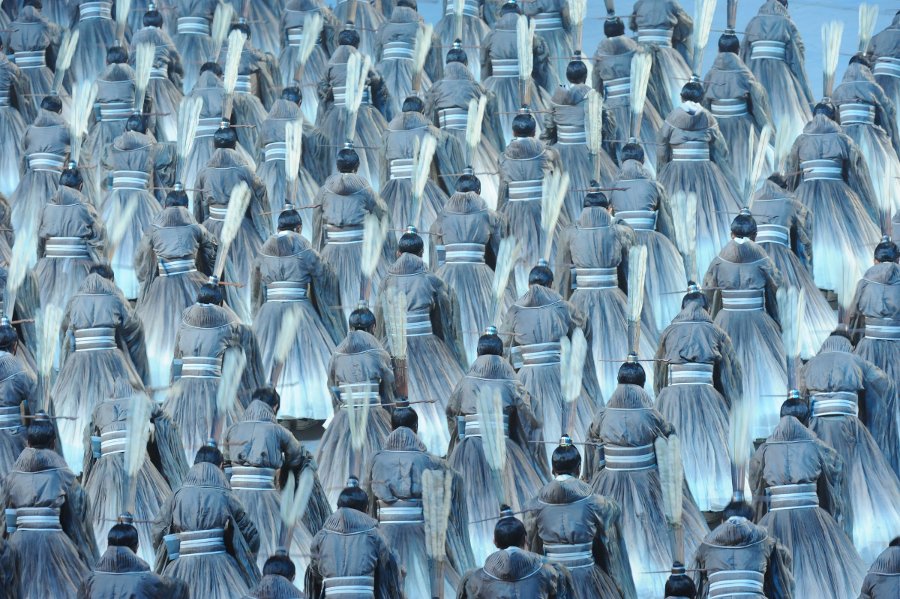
[665,564,697,598]
[338,27,361,48]
[528,262,554,287]
[165,184,189,208]
[0,320,18,353]
[281,86,302,105]
[617,356,646,387]
[59,164,84,190]
[500,0,521,16]
[813,100,836,121]
[398,227,424,257]
[252,386,280,410]
[621,141,645,164]
[349,303,377,332]
[874,236,899,263]
[731,210,757,239]
[718,32,740,54]
[108,519,140,553]
[391,402,419,432]
[476,326,503,356]
[89,263,116,280]
[551,435,581,476]
[566,54,588,85]
[197,281,224,306]
[891,536,900,547]
[24,0,42,9]
[143,8,164,28]
[125,112,148,134]
[336,145,361,173]
[40,95,63,114]
[512,110,536,138]
[213,123,238,149]
[767,173,788,189]
[681,281,709,311]
[337,478,369,512]
[106,44,129,65]
[277,204,303,232]
[402,95,425,114]
[26,414,55,449]
[194,444,224,467]
[723,500,754,521]
[396,0,416,8]
[494,507,526,549]
[605,16,625,38]
[456,167,481,194]
[583,183,610,209]
[780,394,810,426]
[263,551,296,581]
[680,79,704,104]
[200,61,223,77]
[849,52,873,69]
[446,40,467,65]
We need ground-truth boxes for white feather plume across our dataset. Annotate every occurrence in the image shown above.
[298,13,324,64]
[465,96,487,153]
[476,388,507,472]
[223,30,246,96]
[108,201,140,257]
[382,287,408,359]
[491,236,520,321]
[728,395,753,478]
[822,21,844,97]
[858,4,879,53]
[776,286,803,360]
[516,15,534,81]
[5,218,38,316]
[671,192,698,281]
[627,245,648,324]
[412,135,437,224]
[212,181,252,279]
[215,347,246,425]
[773,122,794,173]
[37,304,63,381]
[133,42,154,113]
[655,435,684,527]
[124,389,151,481]
[692,0,718,73]
[541,171,569,260]
[68,81,97,164]
[746,125,772,205]
[568,0,587,50]
[211,2,235,58]
[52,31,79,92]
[422,468,453,561]
[284,119,304,186]
[361,214,388,279]
[176,96,203,177]
[273,305,302,365]
[413,24,433,77]
[560,328,587,404]
[585,90,604,156]
[346,386,370,451]
[115,0,132,30]
[280,469,316,530]
[344,50,369,117]
[630,51,652,135]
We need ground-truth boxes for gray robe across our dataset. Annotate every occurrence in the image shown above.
[457,547,575,599]
[859,545,900,599]
[78,546,189,599]
[0,351,36,477]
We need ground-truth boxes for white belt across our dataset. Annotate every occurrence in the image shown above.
[637,28,673,46]
[557,124,587,145]
[207,205,228,221]
[45,237,90,259]
[382,41,414,61]
[338,382,381,406]
[874,56,900,78]
[196,117,221,138]
[811,392,859,417]
[605,76,630,99]
[508,178,543,202]
[28,152,65,172]
[617,210,657,231]
[99,101,132,122]
[158,258,197,276]
[444,242,485,264]
[708,570,765,598]
[460,413,509,439]
[672,142,710,162]
[235,74,251,94]
[491,58,519,77]
[112,170,151,191]
[13,50,45,69]
[865,318,900,340]
[177,528,226,556]
[377,499,423,524]
[333,85,371,107]
[750,40,786,61]
[721,289,765,312]
[710,98,749,118]
[325,225,364,244]
[604,443,656,471]
[533,12,563,31]
[323,575,375,598]
[180,356,223,379]
[445,0,479,17]
[99,429,127,455]
[438,107,468,130]
[74,326,116,351]
[229,466,276,491]
[543,541,594,569]
[511,341,561,368]
[10,507,61,532]
[286,27,304,48]
[839,102,875,125]
[405,310,432,337]
[265,281,309,302]
[177,17,211,35]
[768,482,818,510]
[389,158,414,180]
[150,66,167,81]
[801,159,842,181]
[756,224,790,246]
[573,266,617,290]
[265,142,286,162]
[0,406,22,431]
[0,88,8,107]
[80,1,111,20]
[668,362,714,386]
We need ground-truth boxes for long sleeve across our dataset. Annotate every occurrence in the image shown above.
[748,76,773,133]
[553,227,573,299]
[791,201,813,273]
[374,533,406,599]
[150,405,189,490]
[749,444,768,521]
[716,329,743,411]
[593,496,637,599]
[119,300,150,384]
[61,481,99,567]
[433,277,466,367]
[133,230,159,294]
[765,539,795,599]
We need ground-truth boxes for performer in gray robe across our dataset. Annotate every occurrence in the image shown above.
[629,0,692,116]
[0,42,32,197]
[654,284,742,515]
[0,321,36,477]
[740,0,814,142]
[692,501,794,599]
[703,210,786,440]
[750,398,865,599]
[524,436,635,599]
[859,538,900,599]
[457,506,575,599]
[152,445,261,597]
[244,552,306,599]
[304,479,405,599]
[129,7,184,142]
[171,0,217,93]
[367,405,474,598]
[78,515,189,599]
[6,1,62,113]
[279,0,338,122]
[223,387,330,574]
[69,0,116,84]
[332,0,385,58]
[434,0,490,82]
[871,12,900,136]
[2,415,98,599]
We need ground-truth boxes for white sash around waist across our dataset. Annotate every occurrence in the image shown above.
[10,507,61,532]
[27,152,65,172]
[801,158,842,181]
[767,482,818,510]
[637,28,673,46]
[112,170,151,191]
[405,310,432,336]
[13,50,45,69]
[491,58,519,77]
[710,98,749,118]
[708,570,765,598]
[445,0,479,17]
[177,528,226,556]
[230,465,276,490]
[265,281,309,302]
[338,382,381,406]
[668,362,714,386]
[389,158,413,180]
[604,443,656,471]
[181,355,223,379]
[617,210,657,231]
[45,237,90,259]
[605,76,631,99]
[325,225,364,244]
[460,412,509,439]
[80,1,111,20]
[158,258,197,276]
[750,40,786,61]
[511,341,561,368]
[811,391,859,417]
[444,242,485,264]
[438,107,467,130]
[756,223,790,246]
[507,178,542,202]
[533,12,563,31]
[178,16,211,35]
[671,141,710,162]
[573,266,617,290]
[323,575,375,598]
[840,102,875,125]
[543,541,594,568]
[874,56,900,78]
[865,318,900,340]
[721,289,764,311]
[377,499,423,524]
[382,41,414,61]
[196,116,221,138]
[556,123,587,145]
[74,326,116,351]
[99,101,132,122]
[0,406,22,430]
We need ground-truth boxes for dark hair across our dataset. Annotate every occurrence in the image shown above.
[621,141,645,163]
[402,96,425,114]
[528,264,554,287]
[446,41,468,65]
[604,16,625,38]
[107,45,129,65]
[391,404,419,432]
[200,62,223,77]
[396,0,416,8]
[718,33,740,54]
[89,263,116,280]
[194,444,225,467]
[252,386,280,409]
[125,113,148,134]
[813,101,836,120]
[338,28,361,48]
[230,20,251,38]
[456,171,481,194]
[500,0,521,16]
[165,186,189,208]
[108,522,139,552]
[680,80,704,103]
[336,147,360,173]
[494,513,527,548]
[281,86,302,105]
[664,564,697,598]
[197,282,224,306]
[780,396,810,426]
[349,305,377,331]
[681,283,709,311]
[849,52,873,69]
[263,552,296,580]
[26,415,55,449]
[723,500,754,521]
[213,125,238,149]
[874,236,899,263]
[0,322,18,352]
[143,9,163,28]
[277,206,303,232]
[891,536,900,547]
[398,231,424,256]
[476,332,504,357]
[40,95,63,113]
[584,186,610,209]
[551,443,581,476]
[731,213,757,239]
[565,57,588,85]
[24,0,42,9]
[617,361,646,387]
[337,480,369,512]
[767,173,788,189]
[59,166,84,190]
[512,111,536,138]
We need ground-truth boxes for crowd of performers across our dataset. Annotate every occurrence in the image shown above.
[0,0,897,597]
